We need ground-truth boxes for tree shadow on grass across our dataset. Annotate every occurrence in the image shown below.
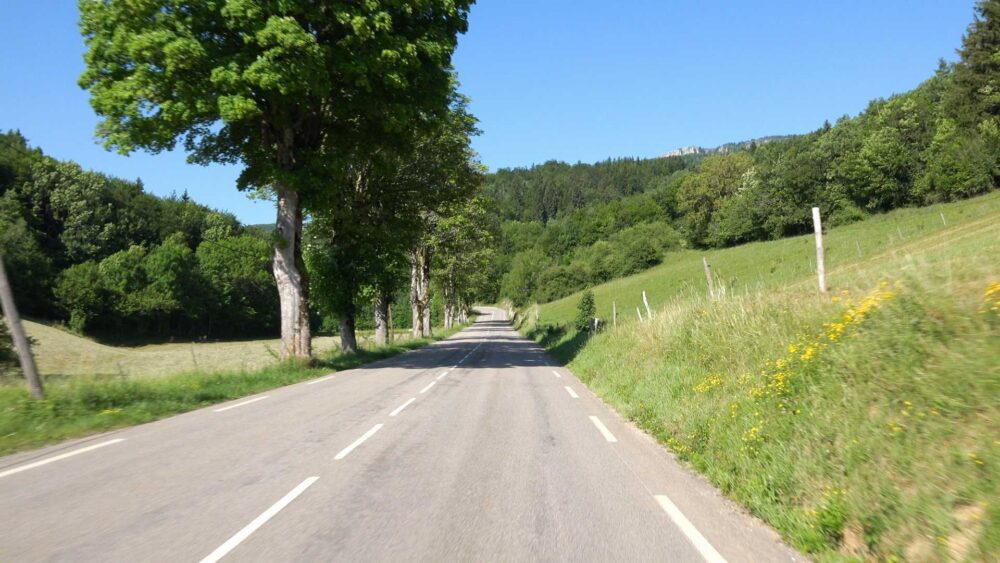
[525,323,591,365]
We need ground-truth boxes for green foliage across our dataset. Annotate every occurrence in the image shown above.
[0,320,14,376]
[2,131,278,339]
[677,153,755,247]
[575,290,596,332]
[54,262,105,333]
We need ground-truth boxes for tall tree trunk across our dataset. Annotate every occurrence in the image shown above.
[374,290,389,346]
[273,184,311,360]
[410,245,433,338]
[420,246,432,337]
[340,305,358,354]
[410,257,422,338]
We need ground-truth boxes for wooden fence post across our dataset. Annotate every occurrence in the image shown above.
[703,257,716,300]
[0,256,43,399]
[642,291,652,319]
[812,207,827,294]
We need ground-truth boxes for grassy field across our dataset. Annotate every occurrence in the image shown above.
[520,192,1000,561]
[23,321,424,378]
[0,326,464,456]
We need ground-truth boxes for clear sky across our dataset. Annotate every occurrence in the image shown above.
[0,1,978,225]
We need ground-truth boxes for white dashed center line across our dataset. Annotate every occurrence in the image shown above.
[589,416,618,442]
[199,476,319,563]
[564,386,579,399]
[436,371,449,380]
[654,494,727,563]
[0,438,125,479]
[335,424,384,460]
[552,370,562,378]
[214,396,269,412]
[390,398,416,417]
[419,381,436,394]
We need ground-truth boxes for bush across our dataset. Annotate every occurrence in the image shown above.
[575,290,596,332]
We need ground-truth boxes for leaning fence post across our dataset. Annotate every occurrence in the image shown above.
[0,256,43,399]
[642,290,652,319]
[855,240,862,257]
[636,307,644,323]
[613,300,617,328]
[812,207,827,294]
[703,257,716,300]
[940,212,947,226]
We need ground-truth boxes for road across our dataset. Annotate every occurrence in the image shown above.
[0,308,800,562]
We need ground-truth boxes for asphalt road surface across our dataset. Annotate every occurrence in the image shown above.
[0,308,801,562]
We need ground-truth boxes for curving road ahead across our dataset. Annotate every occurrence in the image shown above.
[0,308,801,562]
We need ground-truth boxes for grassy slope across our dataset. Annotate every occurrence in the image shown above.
[522,192,1000,561]
[0,327,464,456]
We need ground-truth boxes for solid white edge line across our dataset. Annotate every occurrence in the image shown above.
[552,370,562,378]
[334,424,384,460]
[214,396,269,412]
[389,398,416,417]
[0,438,126,479]
[564,386,579,399]
[199,476,319,563]
[305,375,335,385]
[654,494,727,563]
[419,381,436,394]
[589,416,618,442]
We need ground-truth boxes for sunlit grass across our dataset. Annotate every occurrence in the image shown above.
[522,192,1000,560]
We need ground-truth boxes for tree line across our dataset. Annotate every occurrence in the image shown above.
[73,0,491,359]
[491,0,1000,306]
[2,1,494,374]
[1,130,280,338]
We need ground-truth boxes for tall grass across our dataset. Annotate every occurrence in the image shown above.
[522,193,1000,560]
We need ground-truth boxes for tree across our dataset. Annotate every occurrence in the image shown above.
[79,1,473,359]
[431,196,497,328]
[575,290,596,333]
[947,1,1000,126]
[676,153,754,247]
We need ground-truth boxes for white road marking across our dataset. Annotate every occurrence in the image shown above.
[335,424,384,460]
[436,371,449,380]
[564,386,579,399]
[214,396,269,412]
[456,341,483,366]
[420,381,436,394]
[552,370,562,378]
[589,416,618,442]
[305,375,335,385]
[0,438,125,479]
[200,476,319,563]
[654,494,727,563]
[390,398,416,417]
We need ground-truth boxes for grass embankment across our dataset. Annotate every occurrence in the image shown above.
[0,326,463,456]
[520,192,1000,561]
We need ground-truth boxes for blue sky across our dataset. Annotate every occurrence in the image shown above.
[0,1,977,225]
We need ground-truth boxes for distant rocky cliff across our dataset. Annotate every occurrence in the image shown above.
[662,135,793,158]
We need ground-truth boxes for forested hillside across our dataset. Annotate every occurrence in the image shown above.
[488,2,1000,306]
[0,131,279,338]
